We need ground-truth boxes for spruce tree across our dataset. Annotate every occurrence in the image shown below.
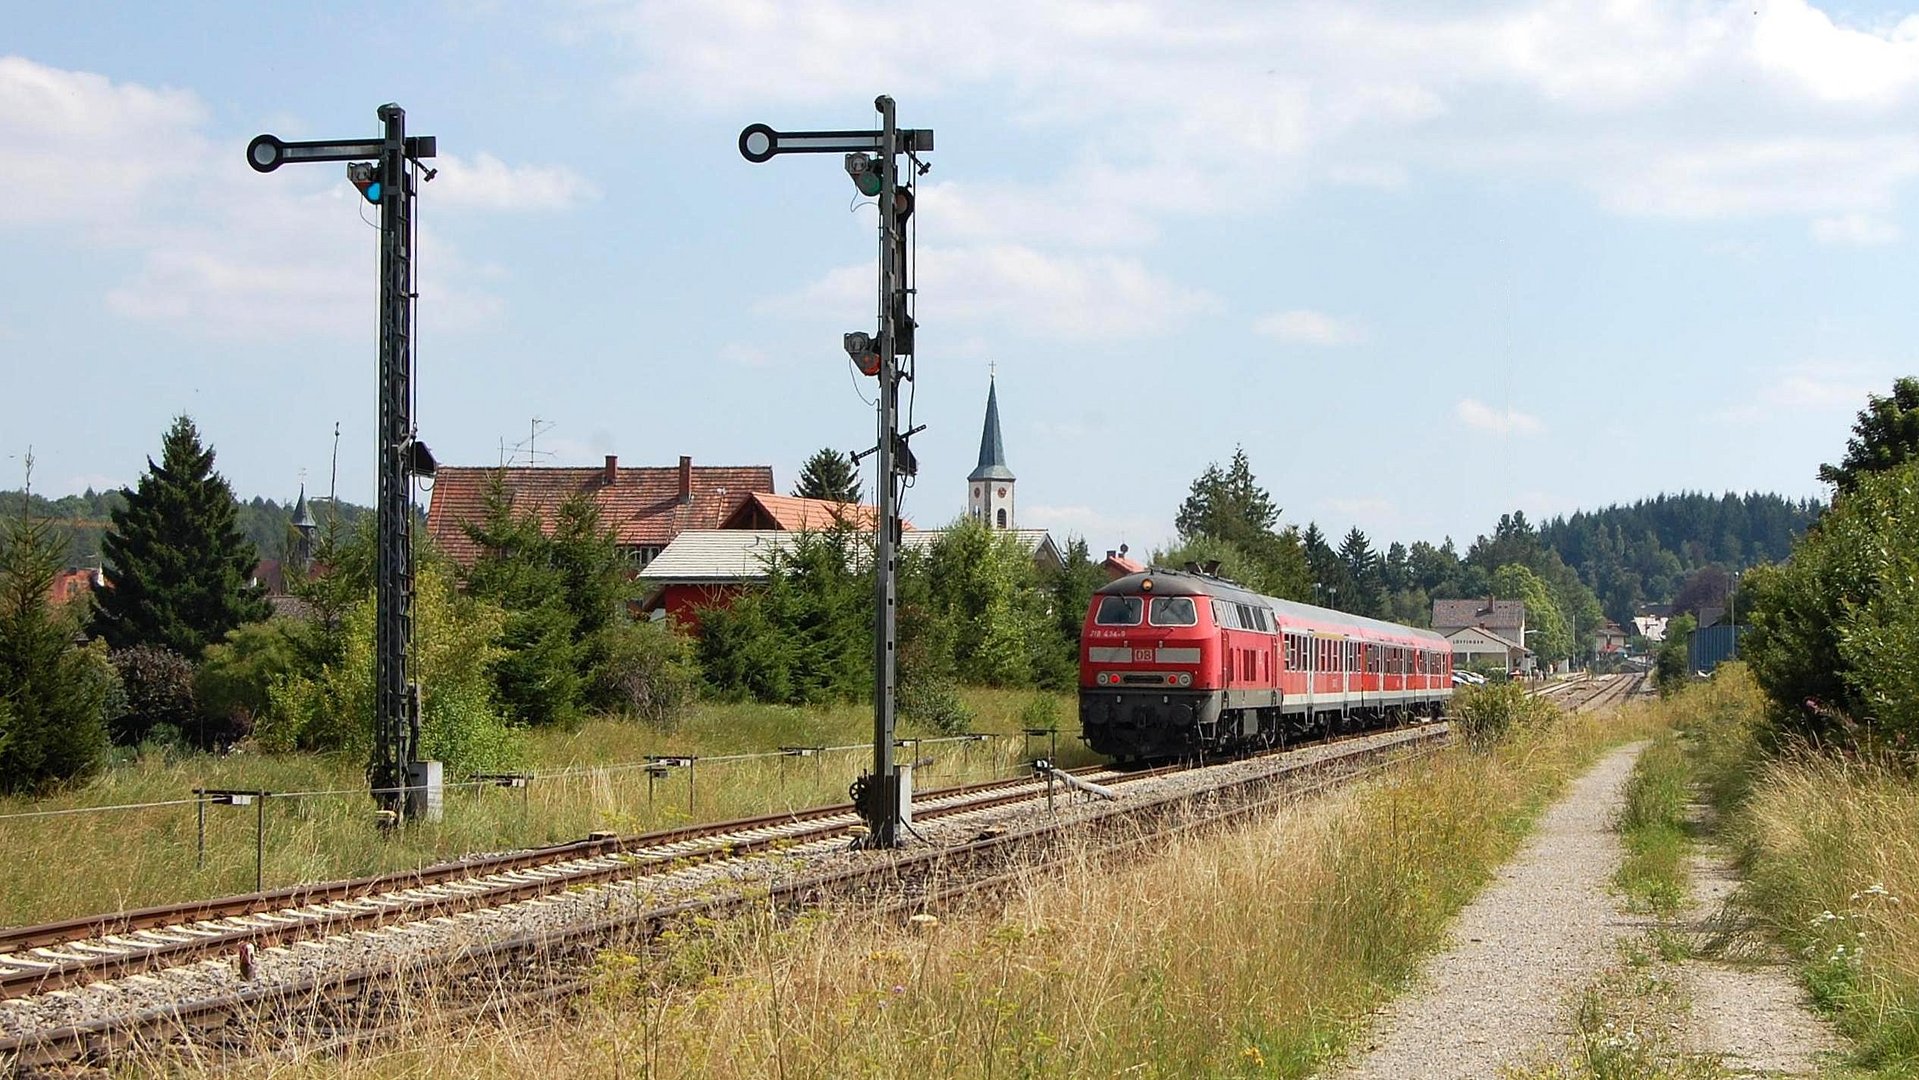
[792,447,863,503]
[0,459,111,791]
[92,416,270,658]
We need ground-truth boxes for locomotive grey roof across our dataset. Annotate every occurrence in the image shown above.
[967,378,1016,482]
[1096,567,1449,646]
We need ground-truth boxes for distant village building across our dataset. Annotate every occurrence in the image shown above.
[1444,625,1532,674]
[290,484,317,572]
[1632,614,1669,643]
[637,528,1063,627]
[1431,598,1527,643]
[718,492,908,533]
[1592,620,1629,657]
[1102,547,1144,581]
[426,455,775,569]
[967,376,1016,531]
[47,567,101,607]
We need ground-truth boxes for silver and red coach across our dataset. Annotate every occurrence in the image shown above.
[1079,567,1453,760]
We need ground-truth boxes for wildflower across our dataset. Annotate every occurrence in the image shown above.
[1241,1045,1265,1069]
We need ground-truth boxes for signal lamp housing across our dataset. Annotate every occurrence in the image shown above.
[843,153,884,197]
[346,161,382,204]
[843,330,882,376]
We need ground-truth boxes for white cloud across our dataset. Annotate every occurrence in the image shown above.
[0,55,206,227]
[1253,309,1365,346]
[1751,0,1919,104]
[767,244,1218,342]
[589,0,1919,240]
[1455,398,1545,436]
[0,57,593,339]
[1811,213,1901,246]
[429,152,599,211]
[1714,360,1889,422]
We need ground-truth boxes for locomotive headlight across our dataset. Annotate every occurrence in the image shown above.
[1096,672,1110,686]
[1177,673,1192,687]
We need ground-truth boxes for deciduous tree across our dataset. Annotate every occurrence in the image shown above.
[1818,376,1919,495]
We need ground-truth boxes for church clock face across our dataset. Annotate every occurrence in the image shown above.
[973,485,981,501]
[997,487,1007,498]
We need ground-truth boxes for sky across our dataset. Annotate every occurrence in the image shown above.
[4,0,1917,554]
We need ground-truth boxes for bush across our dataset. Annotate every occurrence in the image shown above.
[594,618,699,725]
[1450,681,1557,750]
[108,644,198,747]
[899,671,972,735]
[195,620,306,747]
[259,556,523,775]
[698,529,871,705]
[1744,458,1919,748]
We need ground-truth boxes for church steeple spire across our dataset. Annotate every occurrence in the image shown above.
[967,371,1016,529]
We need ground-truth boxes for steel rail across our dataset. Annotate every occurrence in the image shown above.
[0,727,1445,1073]
[0,764,1157,1000]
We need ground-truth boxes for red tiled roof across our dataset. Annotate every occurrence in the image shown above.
[427,462,775,565]
[717,492,911,532]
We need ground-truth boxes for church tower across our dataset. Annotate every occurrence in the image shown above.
[967,374,1016,530]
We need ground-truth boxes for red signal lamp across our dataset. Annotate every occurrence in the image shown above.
[842,330,882,376]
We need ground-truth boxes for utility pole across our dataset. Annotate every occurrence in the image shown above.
[249,105,439,825]
[740,97,933,847]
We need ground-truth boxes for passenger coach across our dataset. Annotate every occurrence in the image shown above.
[1079,567,1452,760]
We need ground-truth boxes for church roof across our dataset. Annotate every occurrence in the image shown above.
[291,485,317,530]
[968,378,1016,482]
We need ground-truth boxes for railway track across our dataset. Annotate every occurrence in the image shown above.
[0,763,1159,1003]
[0,725,1443,1074]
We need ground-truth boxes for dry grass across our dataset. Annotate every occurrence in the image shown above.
[1670,664,1919,1074]
[183,708,1665,1079]
[0,689,1076,926]
[1738,754,1919,1069]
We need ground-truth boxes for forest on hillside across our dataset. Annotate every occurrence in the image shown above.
[3,482,1819,627]
[0,488,370,568]
[1538,492,1821,624]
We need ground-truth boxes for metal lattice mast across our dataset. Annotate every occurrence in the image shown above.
[373,103,416,820]
[737,99,932,847]
[247,105,437,825]
[869,95,902,847]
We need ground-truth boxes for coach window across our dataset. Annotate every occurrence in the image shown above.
[1094,595,1143,626]
[1149,596,1198,626]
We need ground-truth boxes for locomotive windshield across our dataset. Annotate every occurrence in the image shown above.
[1148,596,1198,626]
[1094,595,1144,625]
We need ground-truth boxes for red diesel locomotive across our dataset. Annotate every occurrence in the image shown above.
[1079,567,1453,760]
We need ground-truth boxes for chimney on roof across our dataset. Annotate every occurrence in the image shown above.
[603,455,618,485]
[678,455,692,504]
[1106,550,1117,560]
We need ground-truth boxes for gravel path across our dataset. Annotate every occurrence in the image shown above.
[1326,741,1650,1080]
[1678,831,1839,1074]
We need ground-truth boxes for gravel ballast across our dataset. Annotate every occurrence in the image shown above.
[0,726,1435,1044]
